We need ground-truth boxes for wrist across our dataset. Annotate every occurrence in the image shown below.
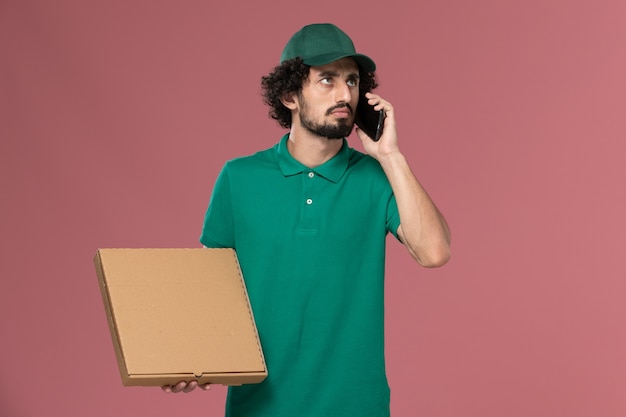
[377,150,407,169]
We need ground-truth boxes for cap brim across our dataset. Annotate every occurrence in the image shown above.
[303,53,376,72]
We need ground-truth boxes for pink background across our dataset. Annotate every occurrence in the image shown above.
[1,0,625,416]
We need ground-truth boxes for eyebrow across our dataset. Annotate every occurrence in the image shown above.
[316,70,360,80]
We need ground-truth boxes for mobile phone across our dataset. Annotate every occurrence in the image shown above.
[355,95,385,141]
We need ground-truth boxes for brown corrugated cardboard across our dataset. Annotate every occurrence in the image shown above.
[94,248,267,386]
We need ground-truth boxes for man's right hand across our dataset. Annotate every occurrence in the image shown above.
[161,381,211,393]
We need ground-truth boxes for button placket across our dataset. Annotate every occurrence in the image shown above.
[299,170,318,233]
[305,171,315,205]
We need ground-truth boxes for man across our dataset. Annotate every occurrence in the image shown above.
[164,23,451,417]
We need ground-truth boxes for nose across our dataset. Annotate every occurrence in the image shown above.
[335,82,352,103]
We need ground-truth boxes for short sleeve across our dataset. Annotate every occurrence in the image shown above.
[199,164,236,248]
[386,192,401,241]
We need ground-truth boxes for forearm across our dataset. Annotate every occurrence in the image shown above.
[378,151,451,267]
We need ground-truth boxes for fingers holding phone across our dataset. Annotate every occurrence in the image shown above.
[355,93,399,156]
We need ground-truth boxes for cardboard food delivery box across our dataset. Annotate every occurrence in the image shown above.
[94,248,267,386]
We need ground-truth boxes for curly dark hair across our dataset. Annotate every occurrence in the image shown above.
[261,57,378,128]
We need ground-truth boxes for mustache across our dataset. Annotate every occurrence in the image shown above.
[325,103,353,116]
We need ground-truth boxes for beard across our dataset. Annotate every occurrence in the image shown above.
[298,96,354,140]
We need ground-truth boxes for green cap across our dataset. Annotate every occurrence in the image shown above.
[280,23,376,72]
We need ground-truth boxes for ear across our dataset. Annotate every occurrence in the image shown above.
[280,92,298,110]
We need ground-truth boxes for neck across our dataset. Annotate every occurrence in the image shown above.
[286,126,344,168]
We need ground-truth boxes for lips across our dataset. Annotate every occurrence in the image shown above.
[332,109,351,117]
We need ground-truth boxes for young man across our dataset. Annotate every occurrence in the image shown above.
[164,23,450,417]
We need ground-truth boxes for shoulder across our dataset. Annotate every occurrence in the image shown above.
[222,143,279,173]
[346,146,388,182]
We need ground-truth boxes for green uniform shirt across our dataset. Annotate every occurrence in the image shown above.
[200,134,401,417]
